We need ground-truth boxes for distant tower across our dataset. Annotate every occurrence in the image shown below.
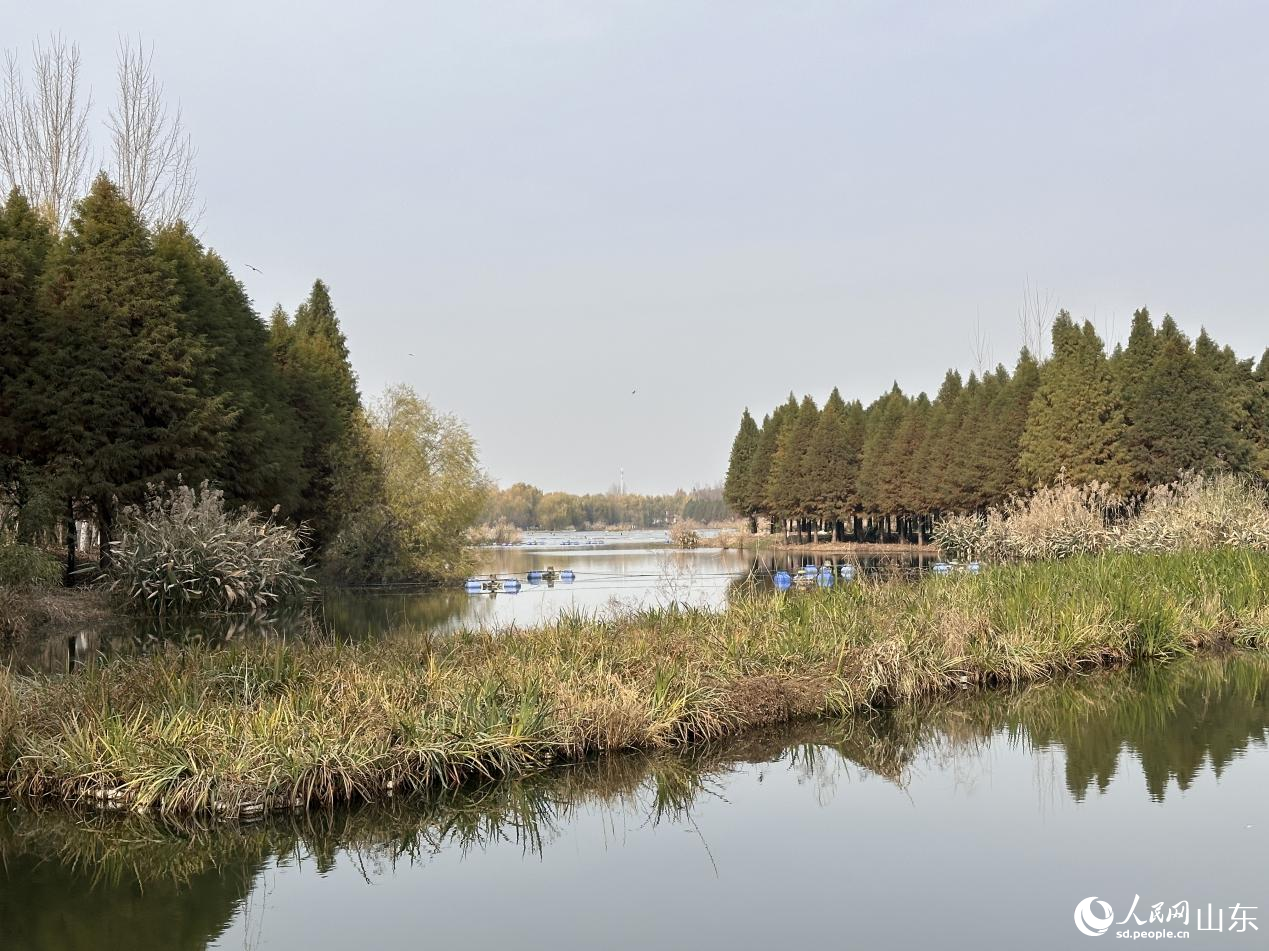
[619,467,625,495]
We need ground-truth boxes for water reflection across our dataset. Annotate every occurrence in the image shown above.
[3,541,929,674]
[2,654,1267,950]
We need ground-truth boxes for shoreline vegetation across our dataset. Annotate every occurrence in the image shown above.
[2,549,1266,819]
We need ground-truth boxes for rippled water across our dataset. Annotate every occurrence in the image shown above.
[3,654,1267,950]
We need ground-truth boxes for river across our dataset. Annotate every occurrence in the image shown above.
[2,653,1267,949]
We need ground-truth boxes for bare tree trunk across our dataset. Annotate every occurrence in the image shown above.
[63,497,76,583]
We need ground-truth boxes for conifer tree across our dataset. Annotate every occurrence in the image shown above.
[154,224,304,514]
[768,395,818,532]
[916,370,964,514]
[36,174,222,568]
[858,384,907,521]
[1019,313,1128,489]
[722,408,760,528]
[271,280,379,547]
[745,394,797,523]
[803,388,861,534]
[1124,318,1237,487]
[0,188,52,535]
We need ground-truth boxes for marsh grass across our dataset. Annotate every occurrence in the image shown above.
[2,550,1267,819]
[935,473,1269,561]
[106,482,312,617]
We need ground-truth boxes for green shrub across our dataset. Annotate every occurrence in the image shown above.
[107,481,312,616]
[0,540,62,588]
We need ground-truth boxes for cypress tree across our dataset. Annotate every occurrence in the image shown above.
[1194,329,1259,476]
[858,384,907,528]
[722,408,760,527]
[1114,308,1158,411]
[987,351,1040,499]
[154,225,304,514]
[1019,313,1128,489]
[745,394,797,524]
[36,174,223,568]
[0,188,53,536]
[891,393,932,537]
[768,395,818,535]
[1124,317,1238,487]
[917,370,964,515]
[803,388,861,534]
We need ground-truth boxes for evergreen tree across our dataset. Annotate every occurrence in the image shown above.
[1194,329,1260,475]
[986,351,1040,499]
[1019,313,1128,489]
[722,408,759,526]
[768,394,818,525]
[0,188,53,535]
[858,384,907,516]
[1124,318,1238,487]
[154,224,304,514]
[917,370,964,514]
[803,388,862,530]
[270,281,378,548]
[35,175,223,567]
[1114,308,1158,412]
[745,394,798,521]
[891,392,932,522]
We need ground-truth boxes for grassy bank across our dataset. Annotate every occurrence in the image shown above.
[2,550,1267,818]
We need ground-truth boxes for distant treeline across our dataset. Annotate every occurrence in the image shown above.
[0,177,487,581]
[724,310,1269,543]
[486,484,731,530]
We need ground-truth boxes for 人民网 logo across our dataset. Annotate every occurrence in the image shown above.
[1075,897,1115,936]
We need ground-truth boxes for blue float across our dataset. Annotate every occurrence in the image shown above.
[560,569,576,582]
[502,579,521,593]
[816,569,834,587]
[839,564,856,580]
[774,570,792,590]
[932,562,952,575]
[968,561,982,574]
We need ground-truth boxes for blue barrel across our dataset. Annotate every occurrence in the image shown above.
[968,561,982,574]
[464,579,484,593]
[502,579,521,593]
[839,564,856,580]
[774,570,792,590]
[800,565,818,576]
[560,569,576,582]
[526,570,543,584]
[932,562,951,575]
[817,570,834,587]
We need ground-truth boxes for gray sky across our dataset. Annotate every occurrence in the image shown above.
[12,1,1269,493]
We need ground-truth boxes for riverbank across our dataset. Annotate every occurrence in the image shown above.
[0,587,114,641]
[2,550,1266,819]
[769,539,940,555]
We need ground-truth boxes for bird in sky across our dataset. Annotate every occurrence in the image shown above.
[245,263,262,274]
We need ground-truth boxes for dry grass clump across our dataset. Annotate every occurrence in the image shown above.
[670,524,702,549]
[107,481,312,617]
[1,549,1266,819]
[936,473,1269,561]
[1116,473,1269,553]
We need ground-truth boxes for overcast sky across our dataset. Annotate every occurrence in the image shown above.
[11,1,1269,493]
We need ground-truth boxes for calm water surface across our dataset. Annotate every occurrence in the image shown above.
[7,532,931,673]
[3,654,1267,950]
